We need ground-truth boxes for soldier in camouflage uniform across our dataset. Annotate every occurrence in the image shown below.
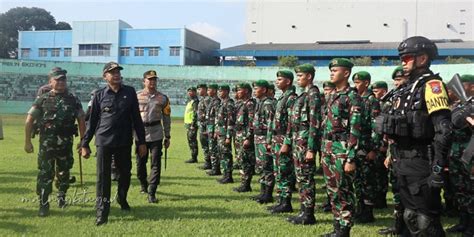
[286,64,322,225]
[446,74,474,235]
[184,87,199,163]
[205,84,222,175]
[251,80,275,203]
[267,70,297,214]
[215,85,235,183]
[321,58,362,237]
[351,71,381,223]
[232,85,242,170]
[267,84,276,99]
[233,83,256,192]
[197,84,212,169]
[24,67,86,216]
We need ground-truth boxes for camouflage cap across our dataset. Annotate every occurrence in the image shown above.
[352,71,371,82]
[294,63,315,74]
[103,61,123,74]
[253,79,270,88]
[187,87,197,92]
[237,82,252,92]
[48,67,67,80]
[372,81,388,90]
[276,70,294,81]
[143,70,158,79]
[392,66,404,79]
[323,80,336,88]
[329,58,354,69]
[460,74,474,83]
[208,84,218,90]
[219,85,230,91]
[197,83,207,89]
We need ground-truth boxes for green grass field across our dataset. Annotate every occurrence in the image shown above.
[0,114,457,236]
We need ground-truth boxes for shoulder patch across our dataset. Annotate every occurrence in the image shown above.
[425,80,449,114]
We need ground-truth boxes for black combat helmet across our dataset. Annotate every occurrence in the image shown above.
[398,36,438,60]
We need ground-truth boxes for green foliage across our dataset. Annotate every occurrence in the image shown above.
[350,57,372,66]
[445,56,472,64]
[277,56,299,67]
[378,57,389,66]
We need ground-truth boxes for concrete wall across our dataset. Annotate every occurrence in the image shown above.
[184,29,221,65]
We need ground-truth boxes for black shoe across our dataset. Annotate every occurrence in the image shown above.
[140,184,148,194]
[374,196,387,209]
[270,198,293,214]
[206,169,221,176]
[321,220,340,237]
[355,205,375,223]
[233,184,252,193]
[218,175,234,184]
[118,199,131,211]
[95,216,108,226]
[267,203,281,211]
[69,176,76,184]
[185,158,197,163]
[148,194,158,203]
[199,163,212,170]
[38,203,50,217]
[256,185,274,204]
[58,193,67,208]
[287,206,316,225]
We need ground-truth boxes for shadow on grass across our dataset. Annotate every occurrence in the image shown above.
[0,187,30,195]
[0,221,35,233]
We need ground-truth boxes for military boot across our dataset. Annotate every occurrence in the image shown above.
[199,161,212,170]
[38,193,50,217]
[256,184,274,204]
[233,178,251,192]
[339,226,351,237]
[185,154,198,163]
[355,204,375,223]
[217,172,234,184]
[378,210,404,235]
[270,197,293,214]
[374,194,387,209]
[57,192,67,208]
[447,211,468,233]
[321,220,340,237]
[251,184,265,200]
[320,195,332,213]
[148,185,158,203]
[206,165,221,176]
[287,205,316,225]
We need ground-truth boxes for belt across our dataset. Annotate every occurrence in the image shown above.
[144,120,161,127]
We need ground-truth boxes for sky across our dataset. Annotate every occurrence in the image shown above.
[0,0,247,48]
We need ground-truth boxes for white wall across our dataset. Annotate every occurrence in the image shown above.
[246,0,473,44]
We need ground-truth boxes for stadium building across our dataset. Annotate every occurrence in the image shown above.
[18,20,221,66]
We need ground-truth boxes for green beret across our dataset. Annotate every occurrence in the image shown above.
[329,58,354,69]
[253,79,270,88]
[460,74,474,83]
[352,71,371,82]
[208,84,218,90]
[268,84,275,90]
[392,66,404,79]
[372,81,388,90]
[294,63,315,74]
[276,70,294,80]
[197,83,207,89]
[323,81,335,88]
[237,83,252,91]
[187,87,197,92]
[218,85,230,91]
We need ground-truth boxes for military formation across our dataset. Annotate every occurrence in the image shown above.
[22,36,473,236]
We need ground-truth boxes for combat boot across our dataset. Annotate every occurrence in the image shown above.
[270,197,293,214]
[339,226,351,237]
[256,185,274,204]
[206,166,221,176]
[199,161,212,170]
[185,156,198,163]
[57,192,67,208]
[217,173,234,184]
[287,205,316,225]
[321,220,340,237]
[233,179,252,193]
[251,184,265,200]
[148,185,158,203]
[447,211,468,233]
[38,193,50,217]
[355,204,375,223]
[374,194,387,209]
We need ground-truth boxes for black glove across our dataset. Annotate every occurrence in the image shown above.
[427,165,445,189]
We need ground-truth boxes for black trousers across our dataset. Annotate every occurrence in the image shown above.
[96,146,132,215]
[136,140,163,192]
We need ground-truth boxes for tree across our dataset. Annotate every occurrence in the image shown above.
[277,56,299,67]
[351,56,372,66]
[0,7,69,58]
[55,21,72,30]
[445,56,472,64]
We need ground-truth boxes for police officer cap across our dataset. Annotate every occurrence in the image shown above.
[323,81,335,88]
[372,81,388,90]
[276,70,294,81]
[392,66,404,79]
[460,74,474,83]
[143,70,159,80]
[187,87,197,92]
[294,63,315,74]
[329,58,354,69]
[219,85,230,91]
[208,84,219,90]
[103,62,123,74]
[197,83,207,89]
[398,36,438,59]
[48,67,67,80]
[253,80,270,88]
[352,71,371,82]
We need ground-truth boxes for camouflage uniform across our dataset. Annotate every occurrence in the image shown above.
[206,94,221,174]
[234,92,256,191]
[28,90,84,206]
[287,76,322,224]
[321,63,362,230]
[198,94,212,168]
[233,98,243,170]
[215,93,235,180]
[184,91,199,163]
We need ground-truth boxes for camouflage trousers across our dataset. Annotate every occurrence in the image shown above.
[447,145,473,214]
[272,134,294,200]
[254,135,274,188]
[353,150,376,206]
[234,137,241,169]
[292,132,316,209]
[186,125,198,160]
[199,126,210,165]
[321,140,356,228]
[374,152,389,201]
[218,136,233,175]
[208,133,220,171]
[37,143,73,196]
[235,131,255,184]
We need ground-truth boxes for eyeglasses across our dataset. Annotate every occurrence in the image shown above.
[400,54,415,63]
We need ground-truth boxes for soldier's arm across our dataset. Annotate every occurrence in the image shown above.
[308,89,322,152]
[369,96,382,151]
[192,99,199,128]
[283,95,296,146]
[81,92,100,149]
[245,100,256,141]
[24,114,34,151]
[264,100,275,143]
[162,96,172,139]
[347,94,363,162]
[226,102,235,139]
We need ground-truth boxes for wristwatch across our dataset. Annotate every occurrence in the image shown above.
[432,165,442,175]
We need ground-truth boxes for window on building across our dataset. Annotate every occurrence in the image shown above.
[51,48,60,57]
[64,48,72,57]
[135,47,144,56]
[21,48,30,58]
[78,44,111,56]
[39,48,48,57]
[149,47,160,56]
[120,47,130,56]
[170,46,180,56]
